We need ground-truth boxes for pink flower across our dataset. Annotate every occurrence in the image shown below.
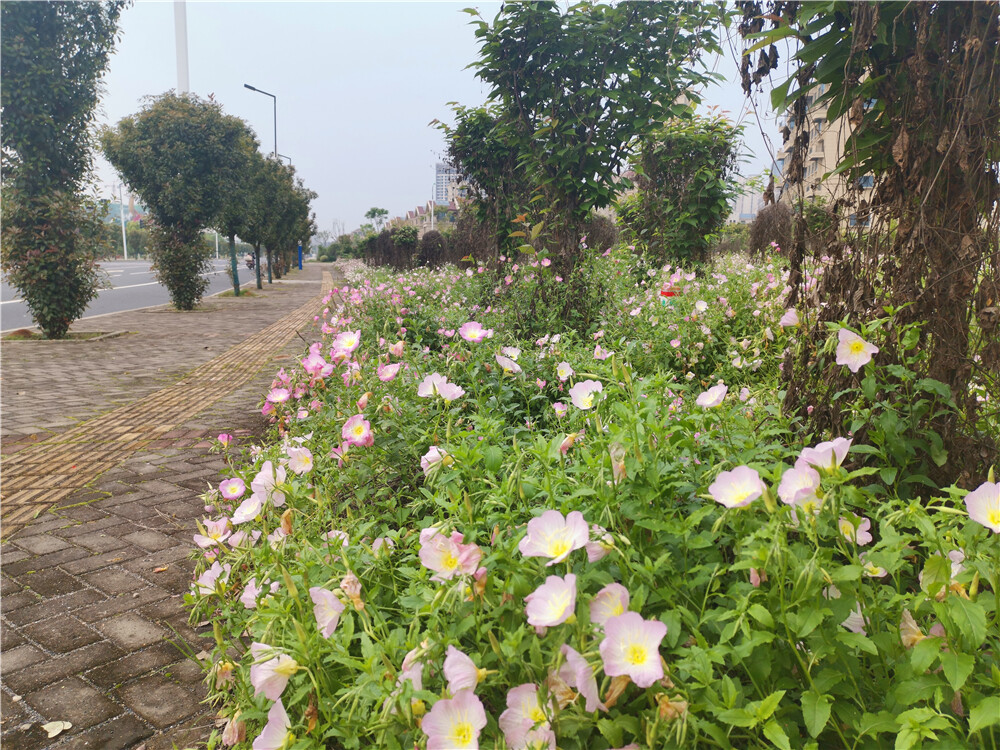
[251,460,286,507]
[501,346,521,360]
[499,684,553,749]
[194,560,229,595]
[240,577,263,609]
[458,321,493,343]
[266,387,290,404]
[286,446,313,475]
[342,414,374,447]
[524,574,577,628]
[535,378,547,389]
[421,446,452,476]
[444,645,484,693]
[708,466,765,509]
[418,372,464,400]
[836,328,879,372]
[798,437,852,472]
[585,524,614,562]
[377,362,401,382]
[965,480,1000,533]
[560,644,606,712]
[594,344,613,360]
[252,699,290,750]
[556,362,574,381]
[420,530,483,582]
[249,643,298,700]
[860,553,888,578]
[599,612,667,688]
[217,433,234,447]
[219,477,247,500]
[309,586,345,638]
[779,308,799,327]
[590,582,630,626]
[231,494,263,525]
[559,431,583,456]
[838,515,873,545]
[332,329,361,355]
[495,355,522,375]
[749,568,766,587]
[695,384,728,408]
[568,379,603,410]
[327,529,349,546]
[552,402,568,418]
[777,464,821,510]
[518,510,588,565]
[389,340,405,357]
[194,518,231,548]
[422,689,487,750]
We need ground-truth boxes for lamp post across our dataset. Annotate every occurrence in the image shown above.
[243,83,277,157]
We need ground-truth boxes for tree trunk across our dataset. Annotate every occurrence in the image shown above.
[228,233,240,297]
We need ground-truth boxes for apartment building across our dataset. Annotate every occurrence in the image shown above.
[773,84,875,226]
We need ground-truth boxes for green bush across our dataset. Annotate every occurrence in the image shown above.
[148,223,211,310]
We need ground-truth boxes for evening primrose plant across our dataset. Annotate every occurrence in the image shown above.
[189,255,999,750]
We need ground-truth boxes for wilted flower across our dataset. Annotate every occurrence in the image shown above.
[310,587,345,638]
[559,432,583,455]
[599,612,667,688]
[695,384,728,408]
[568,379,603,410]
[708,466,765,509]
[341,571,364,609]
[525,574,577,628]
[964,480,1000,533]
[836,328,879,373]
[518,510,588,565]
[585,524,614,562]
[422,690,487,750]
[221,713,245,746]
[594,344,613,360]
[559,644,607,713]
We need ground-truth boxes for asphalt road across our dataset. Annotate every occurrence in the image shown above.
[0,259,264,332]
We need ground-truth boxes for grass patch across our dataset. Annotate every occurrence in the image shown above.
[2,329,109,341]
[217,290,258,298]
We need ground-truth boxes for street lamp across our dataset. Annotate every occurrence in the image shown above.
[243,83,277,157]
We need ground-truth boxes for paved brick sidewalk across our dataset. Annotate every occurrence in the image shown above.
[1,263,338,749]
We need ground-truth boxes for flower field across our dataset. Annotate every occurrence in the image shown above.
[188,248,999,750]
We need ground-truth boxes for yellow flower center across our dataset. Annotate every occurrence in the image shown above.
[529,706,546,723]
[849,340,865,355]
[626,643,647,666]
[611,602,624,617]
[274,658,299,677]
[452,722,473,745]
[548,538,570,559]
[582,394,594,408]
[988,509,1000,527]
[353,425,365,436]
[441,551,459,571]
[839,519,853,536]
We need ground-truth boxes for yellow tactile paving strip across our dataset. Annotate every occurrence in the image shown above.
[0,273,335,537]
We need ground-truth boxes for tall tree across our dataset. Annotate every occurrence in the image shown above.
[214,128,263,296]
[468,0,725,263]
[739,1,1000,483]
[364,207,388,232]
[101,92,249,309]
[1,0,127,338]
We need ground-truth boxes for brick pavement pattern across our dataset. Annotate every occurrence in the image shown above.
[1,263,339,749]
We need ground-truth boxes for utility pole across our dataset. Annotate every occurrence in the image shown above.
[174,1,189,94]
[118,184,128,260]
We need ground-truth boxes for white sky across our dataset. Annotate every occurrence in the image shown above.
[92,0,782,236]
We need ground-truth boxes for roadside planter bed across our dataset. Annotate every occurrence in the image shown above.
[189,252,999,750]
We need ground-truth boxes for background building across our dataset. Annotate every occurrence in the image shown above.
[434,162,460,205]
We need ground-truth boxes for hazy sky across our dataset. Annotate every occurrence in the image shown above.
[93,1,781,236]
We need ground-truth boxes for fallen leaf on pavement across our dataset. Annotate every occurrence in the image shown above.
[42,721,72,738]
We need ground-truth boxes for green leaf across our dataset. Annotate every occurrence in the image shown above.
[970,696,1000,733]
[596,718,623,747]
[945,595,987,647]
[483,446,503,473]
[919,554,951,599]
[939,651,974,692]
[718,707,757,728]
[748,603,774,628]
[755,690,786,722]
[909,636,941,674]
[801,691,831,738]
[763,719,792,750]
